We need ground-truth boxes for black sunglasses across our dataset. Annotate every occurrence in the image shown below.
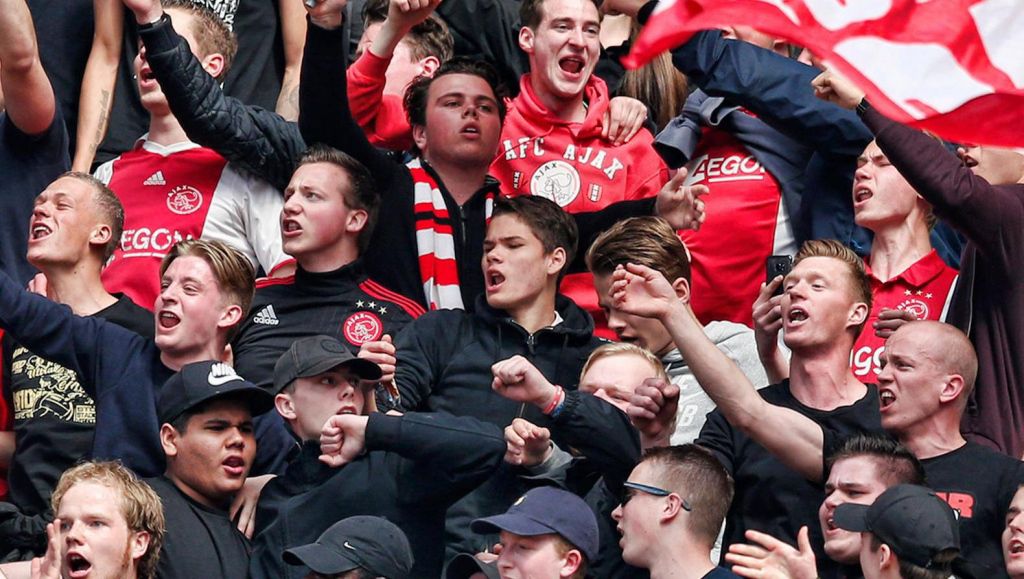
[621,481,692,511]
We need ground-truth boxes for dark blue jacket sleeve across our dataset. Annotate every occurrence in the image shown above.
[140,14,306,192]
[0,269,143,401]
[670,30,872,157]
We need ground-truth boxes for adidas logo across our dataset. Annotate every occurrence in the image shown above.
[253,304,279,326]
[144,171,166,186]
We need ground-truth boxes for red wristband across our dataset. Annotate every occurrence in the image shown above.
[542,386,564,415]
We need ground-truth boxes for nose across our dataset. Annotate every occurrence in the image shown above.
[606,309,627,333]
[226,426,246,448]
[32,202,52,219]
[611,503,623,521]
[283,192,302,215]
[1011,512,1024,533]
[462,103,479,118]
[64,520,83,544]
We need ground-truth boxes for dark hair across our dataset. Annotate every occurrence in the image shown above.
[793,239,873,338]
[641,445,734,545]
[296,144,379,253]
[825,435,926,487]
[59,171,124,261]
[163,0,238,78]
[405,57,509,130]
[868,535,958,579]
[586,216,691,284]
[361,0,454,62]
[492,195,578,279]
[519,0,602,30]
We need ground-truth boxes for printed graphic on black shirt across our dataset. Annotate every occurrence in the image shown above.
[195,0,240,29]
[11,347,95,425]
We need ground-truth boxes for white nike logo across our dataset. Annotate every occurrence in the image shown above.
[207,371,243,386]
[343,541,357,551]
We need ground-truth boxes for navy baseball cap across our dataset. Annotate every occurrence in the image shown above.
[157,361,274,424]
[834,484,960,568]
[283,516,414,578]
[470,487,599,561]
[273,335,382,394]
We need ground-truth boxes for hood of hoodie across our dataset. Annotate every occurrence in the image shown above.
[509,73,610,140]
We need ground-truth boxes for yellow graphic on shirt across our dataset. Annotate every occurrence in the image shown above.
[10,347,96,424]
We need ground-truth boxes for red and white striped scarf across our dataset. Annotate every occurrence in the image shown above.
[409,159,494,310]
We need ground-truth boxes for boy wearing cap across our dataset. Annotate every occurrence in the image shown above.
[834,484,963,579]
[283,516,414,579]
[612,445,740,579]
[470,486,599,579]
[249,335,506,579]
[146,360,274,579]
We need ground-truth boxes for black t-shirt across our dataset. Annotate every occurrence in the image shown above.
[697,381,883,579]
[147,476,250,579]
[0,112,69,285]
[3,295,152,515]
[821,431,1024,579]
[192,0,285,112]
[922,442,1024,579]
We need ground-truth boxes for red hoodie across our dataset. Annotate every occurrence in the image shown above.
[347,51,415,151]
[493,75,668,337]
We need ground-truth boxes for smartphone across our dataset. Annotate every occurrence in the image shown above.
[765,255,793,297]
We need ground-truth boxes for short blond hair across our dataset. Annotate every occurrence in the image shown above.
[52,462,165,579]
[793,239,872,337]
[580,342,668,383]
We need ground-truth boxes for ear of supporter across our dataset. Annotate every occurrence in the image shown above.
[3,0,1024,578]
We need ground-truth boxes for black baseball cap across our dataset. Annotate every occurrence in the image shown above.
[272,335,382,394]
[471,487,599,561]
[283,516,414,578]
[157,361,274,424]
[834,484,960,568]
[444,553,500,579]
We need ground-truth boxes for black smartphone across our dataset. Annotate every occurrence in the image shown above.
[765,255,793,297]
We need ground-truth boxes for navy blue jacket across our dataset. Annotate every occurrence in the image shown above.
[0,269,172,476]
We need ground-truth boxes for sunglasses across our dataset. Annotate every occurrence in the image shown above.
[621,481,692,511]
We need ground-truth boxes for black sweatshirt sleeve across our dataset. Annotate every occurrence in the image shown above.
[140,15,305,192]
[549,391,642,493]
[366,412,507,504]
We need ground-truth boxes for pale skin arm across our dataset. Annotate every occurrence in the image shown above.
[0,0,56,135]
[369,0,442,60]
[275,0,307,121]
[504,417,553,467]
[0,431,13,468]
[73,0,123,171]
[611,263,825,481]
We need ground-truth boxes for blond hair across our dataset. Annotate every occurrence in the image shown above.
[580,342,668,383]
[159,240,255,340]
[52,462,165,579]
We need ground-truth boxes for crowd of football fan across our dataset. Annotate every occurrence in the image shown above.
[0,0,1022,577]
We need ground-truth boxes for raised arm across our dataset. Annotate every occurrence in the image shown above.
[275,0,308,121]
[0,0,56,135]
[814,68,1024,274]
[298,0,401,183]
[73,0,122,171]
[122,0,306,191]
[612,263,825,481]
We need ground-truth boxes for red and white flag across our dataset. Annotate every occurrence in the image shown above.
[624,0,1024,146]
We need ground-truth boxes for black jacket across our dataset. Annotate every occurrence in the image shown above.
[394,295,640,555]
[249,412,505,579]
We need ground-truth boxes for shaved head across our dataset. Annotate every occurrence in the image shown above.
[891,321,977,405]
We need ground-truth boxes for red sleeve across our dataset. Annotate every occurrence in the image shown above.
[347,51,414,151]
[625,130,670,200]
